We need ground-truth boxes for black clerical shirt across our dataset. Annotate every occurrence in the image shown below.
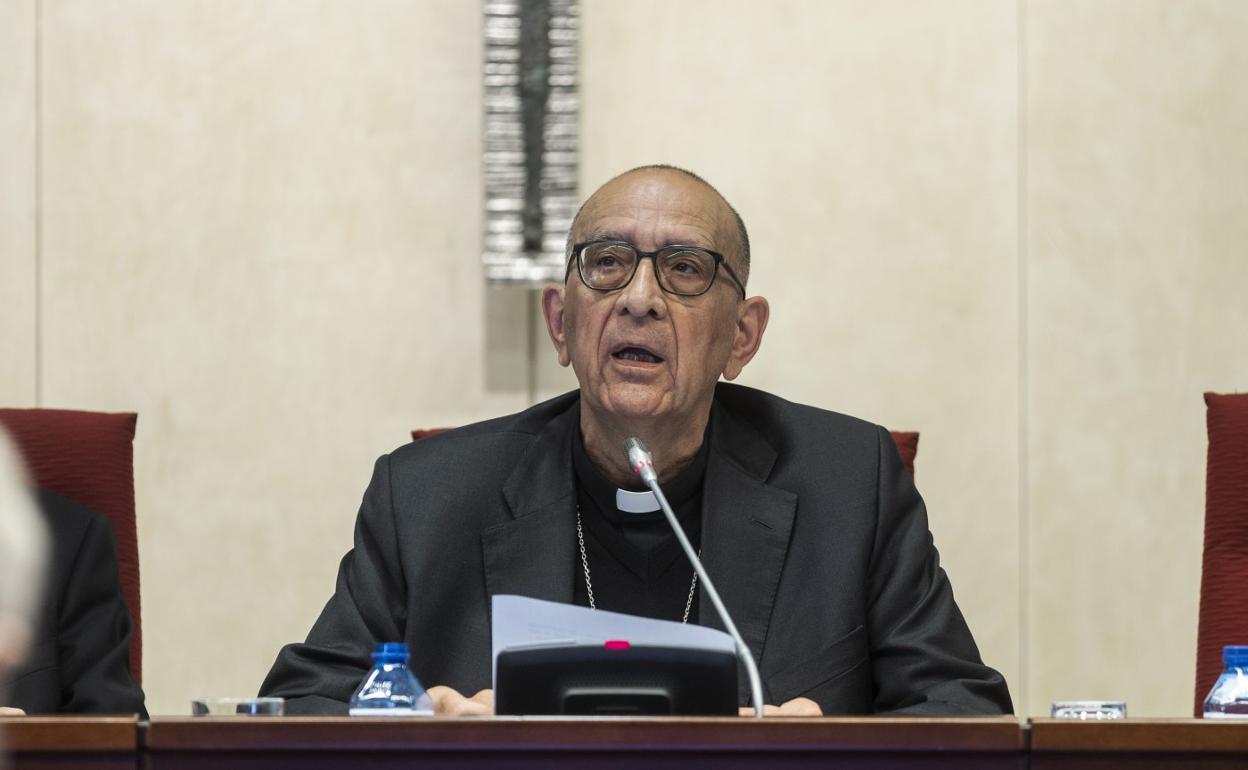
[571,429,708,623]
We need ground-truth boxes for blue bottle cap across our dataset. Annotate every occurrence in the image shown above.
[372,642,411,664]
[1224,645,1248,667]
[1218,643,1248,663]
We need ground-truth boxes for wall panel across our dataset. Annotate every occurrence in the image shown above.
[0,0,37,406]
[1027,0,1248,716]
[38,0,503,714]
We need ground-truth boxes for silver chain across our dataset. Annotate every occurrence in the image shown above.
[576,505,698,624]
[575,506,597,610]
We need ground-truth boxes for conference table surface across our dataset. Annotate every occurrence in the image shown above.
[3,715,1248,770]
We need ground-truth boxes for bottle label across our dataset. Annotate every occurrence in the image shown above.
[1203,710,1248,719]
[348,707,434,717]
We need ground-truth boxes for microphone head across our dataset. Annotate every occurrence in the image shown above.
[624,437,657,483]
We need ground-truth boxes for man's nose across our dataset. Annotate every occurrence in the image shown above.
[617,258,668,318]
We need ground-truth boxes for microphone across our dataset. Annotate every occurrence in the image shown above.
[624,437,766,718]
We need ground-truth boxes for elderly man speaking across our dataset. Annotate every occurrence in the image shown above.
[261,165,1012,717]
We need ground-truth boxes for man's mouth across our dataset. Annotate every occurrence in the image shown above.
[612,346,664,364]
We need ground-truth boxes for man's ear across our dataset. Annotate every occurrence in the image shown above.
[541,284,572,367]
[722,296,769,381]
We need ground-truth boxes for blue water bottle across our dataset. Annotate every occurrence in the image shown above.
[348,642,434,716]
[1202,645,1248,719]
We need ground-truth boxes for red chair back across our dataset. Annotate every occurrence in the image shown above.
[890,431,919,477]
[0,408,143,684]
[1194,392,1248,714]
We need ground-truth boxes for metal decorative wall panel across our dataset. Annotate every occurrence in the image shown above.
[484,0,579,284]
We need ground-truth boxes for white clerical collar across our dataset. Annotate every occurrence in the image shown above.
[615,488,661,514]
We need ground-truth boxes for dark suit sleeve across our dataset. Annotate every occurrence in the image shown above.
[865,426,1013,715]
[54,512,147,717]
[259,455,407,714]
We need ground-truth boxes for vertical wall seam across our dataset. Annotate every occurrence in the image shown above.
[1017,0,1031,714]
[33,0,42,408]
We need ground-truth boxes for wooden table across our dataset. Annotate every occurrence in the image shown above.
[1029,717,1248,770]
[144,716,1023,769]
[1,716,136,770]
[7,716,1248,769]
[6,716,1023,770]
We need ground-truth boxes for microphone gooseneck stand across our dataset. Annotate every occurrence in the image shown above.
[624,437,766,718]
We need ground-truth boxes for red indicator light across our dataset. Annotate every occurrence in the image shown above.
[604,640,630,650]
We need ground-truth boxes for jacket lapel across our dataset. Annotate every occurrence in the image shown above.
[481,401,579,608]
[699,400,798,701]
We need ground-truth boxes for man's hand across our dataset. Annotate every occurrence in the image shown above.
[738,697,822,717]
[427,686,494,716]
[0,707,26,716]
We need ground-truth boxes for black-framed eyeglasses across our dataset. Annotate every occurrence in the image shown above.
[566,240,746,300]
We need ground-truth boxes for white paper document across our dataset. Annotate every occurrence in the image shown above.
[491,594,736,688]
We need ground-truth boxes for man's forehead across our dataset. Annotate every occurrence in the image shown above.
[575,170,733,249]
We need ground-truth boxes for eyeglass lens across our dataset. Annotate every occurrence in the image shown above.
[580,243,718,296]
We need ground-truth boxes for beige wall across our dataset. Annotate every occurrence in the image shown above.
[1,1,1244,717]
[0,0,37,405]
[1026,0,1248,716]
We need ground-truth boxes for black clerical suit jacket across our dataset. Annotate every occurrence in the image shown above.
[261,384,1011,715]
[3,490,147,716]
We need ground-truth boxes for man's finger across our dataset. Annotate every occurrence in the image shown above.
[471,689,495,710]
[456,699,492,716]
[427,685,495,716]
[775,697,822,716]
[427,685,469,715]
[738,700,821,717]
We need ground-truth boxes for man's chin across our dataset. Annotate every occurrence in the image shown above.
[593,385,674,423]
